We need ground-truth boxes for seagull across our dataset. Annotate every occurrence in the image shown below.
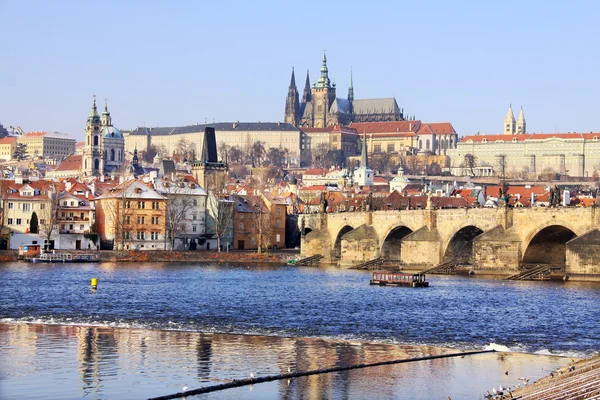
[569,365,575,372]
[287,366,291,373]
[550,372,554,378]
[519,377,526,381]
[250,372,255,379]
[492,388,497,395]
[558,369,563,375]
[485,391,492,399]
[181,384,188,392]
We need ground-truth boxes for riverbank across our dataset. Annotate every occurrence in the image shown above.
[0,249,294,264]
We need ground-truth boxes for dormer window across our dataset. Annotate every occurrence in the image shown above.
[481,139,487,143]
[512,137,518,142]
[594,136,599,140]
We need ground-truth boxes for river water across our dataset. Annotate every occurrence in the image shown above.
[1,262,599,399]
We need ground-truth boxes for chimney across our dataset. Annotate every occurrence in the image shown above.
[409,122,412,131]
[85,191,89,199]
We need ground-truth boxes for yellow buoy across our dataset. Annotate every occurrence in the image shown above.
[91,278,98,288]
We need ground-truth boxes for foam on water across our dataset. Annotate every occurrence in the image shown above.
[485,342,513,352]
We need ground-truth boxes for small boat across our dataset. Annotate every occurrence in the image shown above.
[30,252,99,263]
[370,271,429,287]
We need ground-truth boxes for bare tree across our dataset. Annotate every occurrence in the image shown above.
[162,181,196,251]
[463,153,477,176]
[38,187,60,250]
[101,187,135,251]
[250,198,271,253]
[217,142,230,163]
[176,137,195,162]
[207,192,234,252]
[312,143,330,168]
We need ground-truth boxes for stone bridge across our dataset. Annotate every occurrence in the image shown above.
[299,206,600,275]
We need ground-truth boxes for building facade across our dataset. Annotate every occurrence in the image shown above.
[285,53,405,128]
[17,131,76,159]
[0,137,17,161]
[124,122,302,166]
[448,133,600,178]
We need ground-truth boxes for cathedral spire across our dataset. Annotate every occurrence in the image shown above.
[316,50,330,88]
[289,67,296,88]
[504,104,516,135]
[284,67,300,125]
[516,106,526,134]
[302,69,311,103]
[89,95,99,118]
[361,130,368,168]
[101,98,112,127]
[348,68,354,102]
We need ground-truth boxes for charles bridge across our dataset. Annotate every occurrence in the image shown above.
[299,205,600,277]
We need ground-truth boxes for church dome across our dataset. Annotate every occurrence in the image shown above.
[102,126,123,139]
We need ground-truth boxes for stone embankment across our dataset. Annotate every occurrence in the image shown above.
[0,249,293,264]
[507,355,600,400]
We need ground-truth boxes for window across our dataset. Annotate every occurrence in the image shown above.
[192,212,197,220]
[80,225,84,230]
[126,201,131,209]
[125,216,130,224]
[8,202,13,209]
[40,219,45,225]
[137,216,145,224]
[373,145,381,153]
[138,201,145,209]
[239,222,244,230]
[70,201,74,206]
[275,220,281,228]
[276,208,281,216]
[276,234,281,243]
[7,218,13,225]
[125,232,130,240]
[69,224,74,230]
[16,218,22,225]
[40,203,45,210]
[151,232,159,240]
[192,225,197,232]
[152,201,159,209]
[23,204,31,212]
[63,201,68,206]
[151,216,159,225]
[137,231,145,240]
[193,199,198,206]
[387,144,395,152]
[251,237,256,245]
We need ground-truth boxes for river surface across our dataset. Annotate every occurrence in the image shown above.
[1,261,599,399]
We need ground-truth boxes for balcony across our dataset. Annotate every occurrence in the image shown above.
[58,216,90,221]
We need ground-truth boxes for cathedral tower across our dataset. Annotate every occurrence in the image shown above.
[302,70,311,103]
[312,51,336,128]
[504,104,516,135]
[284,68,300,125]
[516,106,526,134]
[83,95,103,176]
[348,68,354,102]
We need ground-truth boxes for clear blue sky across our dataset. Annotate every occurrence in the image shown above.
[1,0,599,141]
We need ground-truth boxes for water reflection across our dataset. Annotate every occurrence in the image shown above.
[0,323,570,400]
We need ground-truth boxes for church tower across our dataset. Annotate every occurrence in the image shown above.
[83,95,103,176]
[504,104,516,135]
[516,106,526,134]
[101,98,112,128]
[312,51,336,128]
[302,70,311,103]
[353,131,374,187]
[284,68,300,125]
[348,68,354,102]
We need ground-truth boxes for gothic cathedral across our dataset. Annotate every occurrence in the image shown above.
[82,96,125,176]
[285,52,406,128]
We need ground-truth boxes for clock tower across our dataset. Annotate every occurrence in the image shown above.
[83,95,103,176]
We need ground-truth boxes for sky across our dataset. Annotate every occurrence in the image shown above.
[1,0,599,141]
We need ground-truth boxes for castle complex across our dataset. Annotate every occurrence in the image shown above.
[285,52,405,128]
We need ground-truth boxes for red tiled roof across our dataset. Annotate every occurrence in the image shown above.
[22,131,47,137]
[303,169,331,176]
[0,137,17,144]
[421,123,456,135]
[301,125,358,134]
[52,155,82,172]
[300,185,328,191]
[350,121,421,134]
[462,133,600,143]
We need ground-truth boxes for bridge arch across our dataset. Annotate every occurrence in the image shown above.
[380,226,413,261]
[332,225,354,260]
[522,224,577,266]
[443,225,484,263]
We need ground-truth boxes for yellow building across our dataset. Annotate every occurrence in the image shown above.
[17,131,76,159]
[0,137,17,161]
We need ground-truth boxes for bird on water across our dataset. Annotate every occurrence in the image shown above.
[182,384,188,392]
[250,372,255,379]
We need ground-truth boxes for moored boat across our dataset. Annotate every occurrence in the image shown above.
[370,271,429,287]
[30,252,99,263]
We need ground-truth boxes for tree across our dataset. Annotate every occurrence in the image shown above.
[425,162,442,176]
[229,146,243,164]
[242,134,253,165]
[218,142,230,163]
[29,211,39,234]
[100,184,135,251]
[229,164,250,180]
[250,198,271,253]
[0,178,10,248]
[176,137,195,162]
[463,153,477,176]
[13,143,28,161]
[251,141,266,167]
[140,144,160,163]
[163,181,196,251]
[38,188,60,250]
[265,146,286,167]
[312,143,330,168]
[207,172,235,252]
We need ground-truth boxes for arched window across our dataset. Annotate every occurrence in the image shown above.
[94,158,100,170]
[111,149,115,161]
[87,136,90,145]
[426,139,430,150]
[94,135,99,146]
[118,150,122,161]
[419,140,422,149]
